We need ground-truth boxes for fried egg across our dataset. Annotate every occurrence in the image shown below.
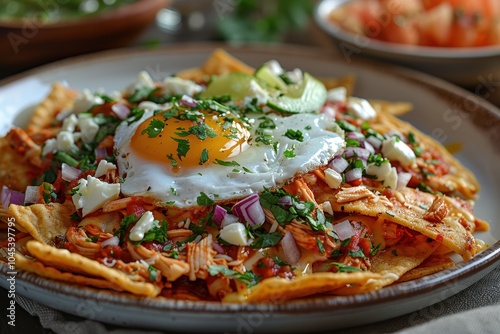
[114,103,344,208]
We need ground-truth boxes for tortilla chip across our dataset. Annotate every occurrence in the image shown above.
[319,74,356,97]
[317,186,476,260]
[333,235,439,295]
[373,112,479,199]
[15,253,123,291]
[369,99,413,116]
[223,271,381,302]
[0,128,43,191]
[9,202,74,246]
[25,240,161,297]
[397,254,454,282]
[26,82,77,136]
[177,48,254,81]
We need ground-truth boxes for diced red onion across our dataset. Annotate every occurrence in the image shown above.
[332,219,356,241]
[221,213,239,228]
[24,186,40,204]
[1,186,25,208]
[329,157,349,173]
[232,194,265,227]
[277,195,293,206]
[345,168,362,182]
[386,130,406,142]
[212,242,225,254]
[101,236,119,247]
[180,95,198,107]
[347,131,365,141]
[95,147,108,160]
[321,105,336,119]
[366,136,382,150]
[212,205,227,227]
[61,163,82,182]
[102,258,117,267]
[281,231,301,265]
[397,172,412,189]
[360,140,375,154]
[344,147,371,160]
[111,103,130,120]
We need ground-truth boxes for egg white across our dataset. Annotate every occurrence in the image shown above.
[114,109,344,208]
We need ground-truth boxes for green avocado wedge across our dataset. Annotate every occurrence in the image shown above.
[266,72,327,114]
[200,67,327,114]
[199,72,268,101]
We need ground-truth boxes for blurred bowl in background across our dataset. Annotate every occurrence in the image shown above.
[314,0,500,95]
[0,0,169,75]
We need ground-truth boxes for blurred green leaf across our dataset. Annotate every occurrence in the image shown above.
[217,0,313,43]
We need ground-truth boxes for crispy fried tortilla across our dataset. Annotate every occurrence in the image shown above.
[9,202,73,246]
[316,186,476,260]
[25,240,161,297]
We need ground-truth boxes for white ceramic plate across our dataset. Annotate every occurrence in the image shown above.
[0,44,499,333]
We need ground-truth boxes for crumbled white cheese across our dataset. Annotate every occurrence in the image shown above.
[383,166,398,190]
[129,211,156,242]
[72,89,104,113]
[126,71,155,95]
[42,138,57,156]
[219,222,249,246]
[324,168,343,189]
[243,80,270,106]
[78,114,99,144]
[95,160,117,178]
[285,68,303,84]
[321,201,333,215]
[381,136,416,166]
[365,161,392,180]
[56,131,77,152]
[326,86,347,103]
[264,60,285,75]
[61,114,78,132]
[163,76,203,96]
[72,175,120,216]
[346,97,377,121]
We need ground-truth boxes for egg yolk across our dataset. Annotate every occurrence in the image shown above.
[130,110,250,170]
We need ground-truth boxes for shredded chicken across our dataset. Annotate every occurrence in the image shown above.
[423,196,449,223]
[186,234,216,281]
[335,186,376,203]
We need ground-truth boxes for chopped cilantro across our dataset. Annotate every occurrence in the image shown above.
[284,145,296,158]
[141,118,164,138]
[208,265,262,287]
[167,153,178,167]
[197,192,214,206]
[128,86,154,103]
[370,243,382,256]
[85,235,99,243]
[250,231,282,249]
[348,249,366,258]
[316,238,325,254]
[189,124,218,140]
[148,265,157,281]
[284,129,304,142]
[138,220,168,244]
[172,137,190,159]
[215,159,240,167]
[392,249,398,256]
[114,214,136,243]
[199,148,209,165]
[346,138,360,147]
[329,262,362,273]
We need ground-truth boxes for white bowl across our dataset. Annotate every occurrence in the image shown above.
[314,0,500,93]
